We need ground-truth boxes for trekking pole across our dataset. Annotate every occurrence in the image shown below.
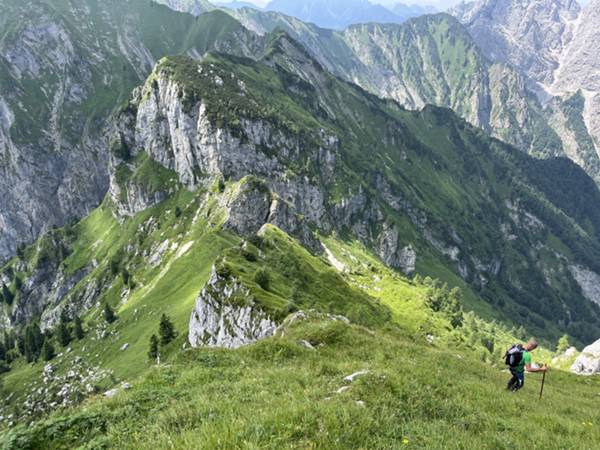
[539,365,547,400]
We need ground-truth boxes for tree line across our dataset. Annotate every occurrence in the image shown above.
[0,302,119,372]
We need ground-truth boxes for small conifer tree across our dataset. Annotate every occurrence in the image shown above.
[254,269,270,291]
[73,316,85,340]
[41,337,55,361]
[24,323,43,362]
[159,314,176,346]
[2,283,13,305]
[57,320,72,347]
[148,334,159,360]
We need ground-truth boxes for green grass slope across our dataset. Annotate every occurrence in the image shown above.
[1,316,598,449]
[0,174,588,447]
[0,189,238,397]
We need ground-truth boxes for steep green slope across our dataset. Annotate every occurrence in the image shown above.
[3,316,600,449]
[0,184,496,425]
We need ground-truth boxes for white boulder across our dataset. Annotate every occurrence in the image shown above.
[571,339,600,375]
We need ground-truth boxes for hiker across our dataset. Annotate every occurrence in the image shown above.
[505,339,548,391]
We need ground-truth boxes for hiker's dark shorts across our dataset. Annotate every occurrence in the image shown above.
[508,369,524,391]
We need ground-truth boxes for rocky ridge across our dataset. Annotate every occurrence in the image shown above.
[229,10,565,159]
[101,44,600,343]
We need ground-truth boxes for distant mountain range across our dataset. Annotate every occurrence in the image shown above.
[156,0,216,15]
[262,0,435,29]
[167,0,437,28]
[215,1,259,9]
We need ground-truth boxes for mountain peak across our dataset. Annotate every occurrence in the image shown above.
[261,30,325,74]
[450,0,600,181]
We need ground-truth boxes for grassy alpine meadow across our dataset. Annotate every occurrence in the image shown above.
[1,318,599,449]
[0,216,593,449]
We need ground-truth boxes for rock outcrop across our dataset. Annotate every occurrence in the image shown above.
[0,230,109,329]
[188,266,277,348]
[569,265,600,306]
[571,339,600,375]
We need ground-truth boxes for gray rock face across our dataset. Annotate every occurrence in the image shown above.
[398,245,417,275]
[0,230,108,330]
[451,0,580,89]
[188,266,277,348]
[25,269,106,331]
[571,338,600,375]
[135,76,284,188]
[451,0,600,181]
[376,223,416,274]
[551,0,600,157]
[223,179,272,236]
[120,63,334,243]
[569,265,600,307]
